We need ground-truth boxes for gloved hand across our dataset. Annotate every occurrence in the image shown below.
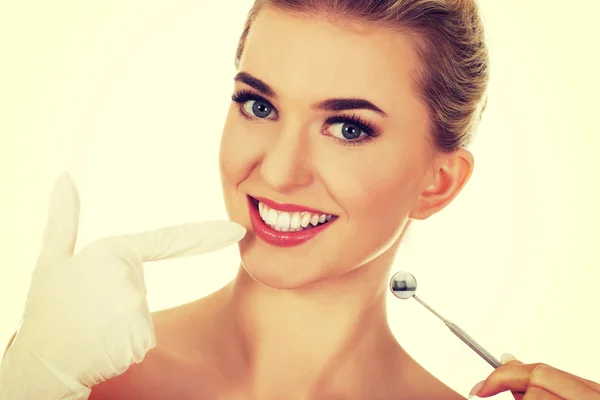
[0,173,246,399]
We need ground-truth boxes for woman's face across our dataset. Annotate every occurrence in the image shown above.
[220,7,460,289]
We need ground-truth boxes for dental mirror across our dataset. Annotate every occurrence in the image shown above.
[389,271,417,299]
[389,271,502,369]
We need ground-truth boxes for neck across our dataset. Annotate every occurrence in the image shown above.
[222,244,406,399]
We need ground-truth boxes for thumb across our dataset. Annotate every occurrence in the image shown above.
[37,172,81,266]
[117,221,247,263]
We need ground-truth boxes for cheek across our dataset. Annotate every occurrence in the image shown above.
[324,150,425,229]
[315,152,422,270]
[348,173,413,224]
[219,111,263,186]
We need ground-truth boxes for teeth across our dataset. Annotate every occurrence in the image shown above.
[300,213,311,228]
[290,213,301,229]
[266,209,278,226]
[259,203,267,219]
[277,213,291,231]
[257,201,334,232]
[309,214,319,226]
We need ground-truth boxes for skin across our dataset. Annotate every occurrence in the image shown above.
[90,8,473,399]
[9,5,596,400]
[96,6,473,400]
[470,355,600,399]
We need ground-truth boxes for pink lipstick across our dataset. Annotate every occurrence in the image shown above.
[247,195,337,247]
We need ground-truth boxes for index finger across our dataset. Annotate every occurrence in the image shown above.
[503,358,600,393]
[477,363,600,399]
[117,221,247,263]
[476,363,535,396]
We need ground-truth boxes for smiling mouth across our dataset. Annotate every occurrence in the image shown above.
[248,196,337,232]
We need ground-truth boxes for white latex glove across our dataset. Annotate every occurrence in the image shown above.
[0,173,246,399]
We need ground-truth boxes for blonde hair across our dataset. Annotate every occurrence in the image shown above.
[235,0,490,152]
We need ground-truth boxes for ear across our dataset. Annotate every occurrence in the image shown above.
[409,148,474,220]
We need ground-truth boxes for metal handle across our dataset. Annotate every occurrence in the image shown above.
[445,321,502,369]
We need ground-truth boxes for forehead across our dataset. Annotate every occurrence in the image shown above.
[239,7,423,111]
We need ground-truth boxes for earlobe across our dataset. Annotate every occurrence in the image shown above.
[409,149,474,220]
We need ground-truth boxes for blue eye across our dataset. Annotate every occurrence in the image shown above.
[231,90,278,120]
[243,100,274,119]
[324,115,379,145]
[231,90,380,146]
[329,122,365,141]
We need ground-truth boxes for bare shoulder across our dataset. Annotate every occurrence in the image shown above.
[89,289,230,400]
[336,337,465,400]
[392,356,466,400]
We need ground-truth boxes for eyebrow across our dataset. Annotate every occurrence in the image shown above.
[234,72,387,116]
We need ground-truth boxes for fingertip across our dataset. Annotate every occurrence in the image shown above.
[501,353,517,365]
[229,221,247,239]
[468,380,485,399]
[123,220,247,263]
[201,220,246,242]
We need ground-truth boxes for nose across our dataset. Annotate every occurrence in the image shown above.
[259,123,314,192]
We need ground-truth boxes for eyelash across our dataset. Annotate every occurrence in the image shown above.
[230,89,380,146]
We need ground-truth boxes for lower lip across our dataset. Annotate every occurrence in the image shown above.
[247,196,335,247]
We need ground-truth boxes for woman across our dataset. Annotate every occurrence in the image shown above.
[2,0,599,399]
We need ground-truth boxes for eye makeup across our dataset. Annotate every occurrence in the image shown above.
[322,114,380,146]
[231,89,278,121]
[231,89,382,146]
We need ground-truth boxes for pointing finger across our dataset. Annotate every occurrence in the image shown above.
[117,221,247,263]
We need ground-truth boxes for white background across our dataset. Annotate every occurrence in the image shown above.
[1,1,598,398]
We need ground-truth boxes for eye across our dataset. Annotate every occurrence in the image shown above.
[324,115,379,145]
[231,90,278,121]
[243,99,275,119]
[328,122,367,141]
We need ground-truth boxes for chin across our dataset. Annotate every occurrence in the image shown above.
[237,240,339,290]
[242,264,310,290]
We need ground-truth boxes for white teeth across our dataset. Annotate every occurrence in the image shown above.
[290,213,301,229]
[257,200,334,232]
[266,209,278,225]
[277,212,291,230]
[310,214,320,226]
[300,213,311,228]
[259,203,267,219]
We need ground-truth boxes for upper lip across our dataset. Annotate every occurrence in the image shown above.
[251,195,336,216]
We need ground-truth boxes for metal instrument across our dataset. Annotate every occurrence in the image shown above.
[389,271,502,369]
